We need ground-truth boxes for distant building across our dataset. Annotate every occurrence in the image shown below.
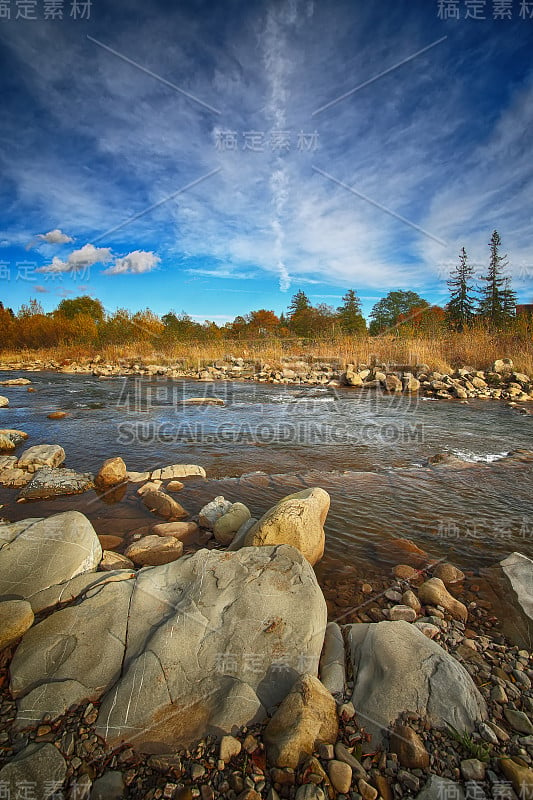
[516,304,533,317]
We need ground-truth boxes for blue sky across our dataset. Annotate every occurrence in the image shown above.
[1,0,532,323]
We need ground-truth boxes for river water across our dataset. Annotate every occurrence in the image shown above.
[0,372,532,576]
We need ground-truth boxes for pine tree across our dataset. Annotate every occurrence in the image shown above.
[478,231,515,327]
[446,247,476,332]
[337,289,366,335]
[289,290,311,315]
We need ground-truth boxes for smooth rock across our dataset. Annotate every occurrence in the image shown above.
[393,564,420,580]
[166,480,184,492]
[0,743,66,799]
[95,456,127,490]
[142,489,188,520]
[460,759,486,782]
[47,410,67,419]
[389,604,417,622]
[244,488,330,566]
[125,535,184,566]
[334,741,367,779]
[402,589,421,612]
[0,599,34,649]
[11,579,134,728]
[0,395,9,407]
[328,759,352,793]
[0,512,102,599]
[89,770,125,800]
[16,443,66,472]
[150,464,206,480]
[504,708,533,735]
[319,622,345,698]
[481,552,533,649]
[433,562,465,586]
[264,674,338,768]
[295,787,325,800]
[98,534,123,551]
[100,551,135,571]
[151,521,199,539]
[415,776,465,800]
[214,503,252,546]
[96,544,327,753]
[499,757,533,799]
[418,577,468,621]
[390,725,430,769]
[219,735,242,762]
[347,621,486,750]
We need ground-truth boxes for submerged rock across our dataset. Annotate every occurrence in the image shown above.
[95,456,127,490]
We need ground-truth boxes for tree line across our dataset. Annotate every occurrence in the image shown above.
[0,230,527,350]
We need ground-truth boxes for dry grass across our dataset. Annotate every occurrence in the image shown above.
[1,330,532,375]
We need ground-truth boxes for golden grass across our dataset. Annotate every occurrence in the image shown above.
[1,330,532,375]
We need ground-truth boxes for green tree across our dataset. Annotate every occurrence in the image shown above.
[289,290,311,315]
[337,289,366,335]
[478,231,515,327]
[369,290,429,335]
[446,248,476,332]
[56,295,104,323]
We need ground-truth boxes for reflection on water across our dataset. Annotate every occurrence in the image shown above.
[0,372,532,574]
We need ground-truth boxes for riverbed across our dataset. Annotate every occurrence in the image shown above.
[0,372,532,575]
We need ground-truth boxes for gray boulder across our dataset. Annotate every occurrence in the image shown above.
[481,552,533,649]
[96,544,327,753]
[0,742,66,799]
[0,512,102,599]
[11,579,134,728]
[347,621,487,750]
[319,622,345,699]
[416,776,465,800]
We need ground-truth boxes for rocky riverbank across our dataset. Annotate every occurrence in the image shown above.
[0,356,532,403]
[0,457,532,798]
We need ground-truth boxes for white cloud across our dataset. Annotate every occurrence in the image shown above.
[37,243,113,273]
[38,228,74,245]
[104,250,160,275]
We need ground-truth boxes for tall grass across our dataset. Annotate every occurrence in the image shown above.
[1,329,532,374]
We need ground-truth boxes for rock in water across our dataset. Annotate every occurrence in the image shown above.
[18,466,94,500]
[481,552,533,649]
[96,544,327,753]
[264,674,338,768]
[0,396,9,408]
[16,444,66,472]
[244,488,330,566]
[199,496,233,530]
[347,621,486,750]
[95,456,127,490]
[142,489,188,520]
[0,512,102,599]
[213,503,251,545]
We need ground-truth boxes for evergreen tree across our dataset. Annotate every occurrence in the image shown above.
[478,231,515,327]
[337,289,366,335]
[289,290,311,315]
[446,247,476,332]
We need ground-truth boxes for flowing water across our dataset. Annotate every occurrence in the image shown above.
[1,372,532,576]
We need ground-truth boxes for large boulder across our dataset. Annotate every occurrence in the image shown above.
[18,466,94,500]
[16,444,66,472]
[347,621,487,750]
[0,743,66,799]
[96,544,327,753]
[0,600,34,649]
[481,552,533,649]
[0,512,102,599]
[11,578,134,727]
[243,488,330,566]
